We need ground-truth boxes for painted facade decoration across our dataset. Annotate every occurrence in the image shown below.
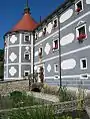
[9,67,17,76]
[10,35,17,44]
[9,52,17,62]
[44,43,51,55]
[4,0,90,89]
[60,9,73,23]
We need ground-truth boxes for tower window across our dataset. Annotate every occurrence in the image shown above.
[24,51,30,60]
[24,35,30,42]
[53,39,59,51]
[25,54,29,60]
[4,40,7,47]
[53,19,58,28]
[75,0,83,13]
[54,64,58,73]
[35,33,38,40]
[80,58,87,70]
[76,24,87,42]
[24,70,29,77]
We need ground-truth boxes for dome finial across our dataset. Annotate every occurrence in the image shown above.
[24,0,30,14]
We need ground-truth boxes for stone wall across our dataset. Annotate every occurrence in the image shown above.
[0,79,29,95]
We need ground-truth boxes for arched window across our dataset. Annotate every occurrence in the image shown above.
[53,18,58,28]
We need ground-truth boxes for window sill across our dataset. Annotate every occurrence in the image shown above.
[54,71,59,73]
[77,36,87,43]
[53,48,59,52]
[80,67,87,70]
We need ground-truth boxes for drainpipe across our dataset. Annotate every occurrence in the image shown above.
[57,14,62,88]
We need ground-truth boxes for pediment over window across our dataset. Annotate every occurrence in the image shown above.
[77,21,86,27]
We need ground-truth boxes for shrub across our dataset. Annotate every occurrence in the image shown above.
[59,86,76,102]
[10,91,23,99]
[9,91,41,108]
[9,91,26,107]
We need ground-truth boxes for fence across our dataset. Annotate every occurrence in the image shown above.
[0,99,86,117]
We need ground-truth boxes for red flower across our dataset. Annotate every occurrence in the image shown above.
[76,8,81,12]
[77,34,86,40]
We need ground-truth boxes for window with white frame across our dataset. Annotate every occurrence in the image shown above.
[80,58,87,70]
[53,19,58,28]
[76,24,87,41]
[24,70,29,77]
[43,27,47,36]
[75,0,83,13]
[53,39,59,50]
[54,64,58,73]
[24,35,30,42]
[24,51,30,60]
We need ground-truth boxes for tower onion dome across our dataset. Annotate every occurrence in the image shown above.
[10,1,38,32]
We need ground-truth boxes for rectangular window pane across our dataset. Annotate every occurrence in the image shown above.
[79,26,85,35]
[25,36,29,42]
[53,40,58,49]
[77,1,82,10]
[25,54,29,60]
[55,64,58,72]
[25,72,28,76]
[82,60,86,68]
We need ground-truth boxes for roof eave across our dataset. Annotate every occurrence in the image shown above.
[4,29,34,37]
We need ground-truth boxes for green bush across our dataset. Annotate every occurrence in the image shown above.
[9,91,44,108]
[10,91,23,100]
[9,91,25,107]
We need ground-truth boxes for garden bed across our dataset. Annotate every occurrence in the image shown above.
[0,105,89,119]
[0,90,90,119]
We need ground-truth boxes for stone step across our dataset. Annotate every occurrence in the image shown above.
[27,91,59,103]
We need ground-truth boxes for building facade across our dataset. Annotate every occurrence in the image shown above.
[4,0,90,89]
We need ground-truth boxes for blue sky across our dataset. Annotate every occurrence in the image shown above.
[0,0,64,48]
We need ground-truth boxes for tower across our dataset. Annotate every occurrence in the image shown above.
[4,1,38,80]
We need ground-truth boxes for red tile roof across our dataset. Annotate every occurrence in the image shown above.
[11,9,38,32]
